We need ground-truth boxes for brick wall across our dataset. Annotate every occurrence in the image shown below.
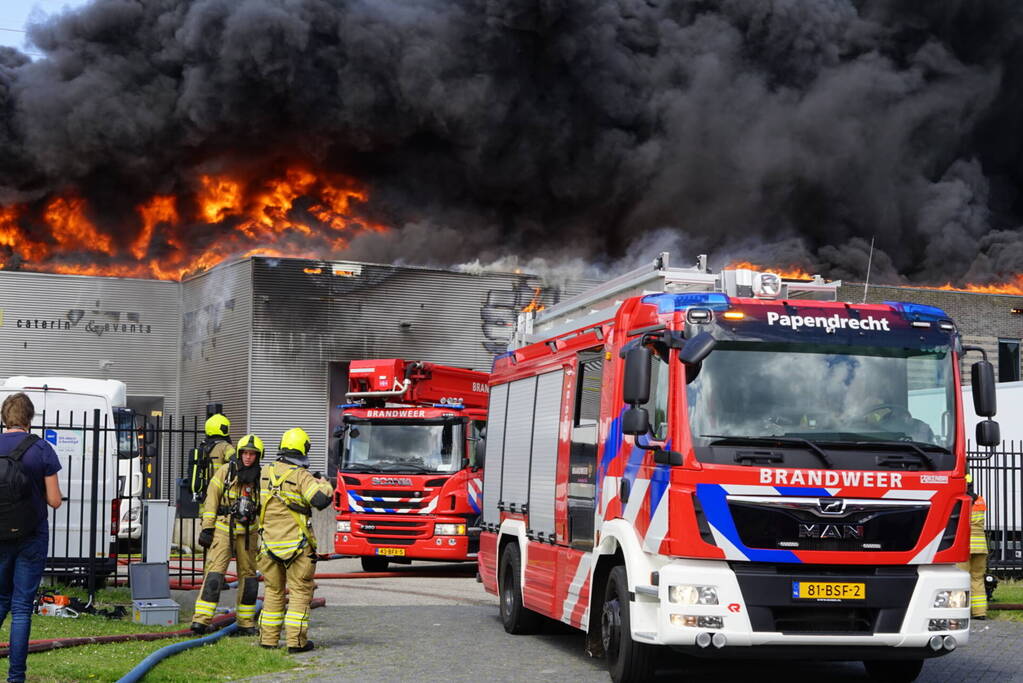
[836,283,1023,382]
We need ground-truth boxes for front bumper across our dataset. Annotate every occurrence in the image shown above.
[632,560,970,656]
[334,514,476,561]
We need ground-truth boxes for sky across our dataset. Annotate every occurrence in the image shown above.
[0,0,90,55]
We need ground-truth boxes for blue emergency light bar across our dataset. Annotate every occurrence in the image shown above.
[883,301,951,322]
[337,403,363,409]
[642,292,732,314]
[432,403,464,410]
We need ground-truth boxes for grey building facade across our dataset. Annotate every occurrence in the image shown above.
[0,257,581,481]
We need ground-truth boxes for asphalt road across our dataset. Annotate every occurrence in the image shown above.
[243,558,1023,682]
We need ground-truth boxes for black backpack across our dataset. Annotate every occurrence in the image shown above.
[0,434,41,541]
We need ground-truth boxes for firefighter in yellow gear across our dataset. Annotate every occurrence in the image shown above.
[957,474,989,619]
[204,414,235,469]
[191,434,264,636]
[257,428,333,652]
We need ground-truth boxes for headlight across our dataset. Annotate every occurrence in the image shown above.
[435,523,467,536]
[336,521,351,533]
[668,585,719,605]
[933,590,968,609]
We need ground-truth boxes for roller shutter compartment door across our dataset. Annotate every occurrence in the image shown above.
[482,383,509,525]
[500,376,538,511]
[527,370,564,538]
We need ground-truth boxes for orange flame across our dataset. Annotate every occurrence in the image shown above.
[925,276,1023,295]
[0,164,387,280]
[727,261,815,280]
[522,287,546,313]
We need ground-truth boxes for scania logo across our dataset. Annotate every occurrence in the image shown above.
[798,523,865,540]
[817,497,846,515]
[371,477,413,486]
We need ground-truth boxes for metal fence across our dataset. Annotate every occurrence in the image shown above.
[968,440,1023,574]
[11,411,209,596]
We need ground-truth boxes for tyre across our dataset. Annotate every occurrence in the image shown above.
[360,556,390,572]
[863,659,925,682]
[499,543,542,634]
[602,565,656,683]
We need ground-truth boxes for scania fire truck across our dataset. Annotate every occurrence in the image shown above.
[334,359,489,571]
[479,253,1000,682]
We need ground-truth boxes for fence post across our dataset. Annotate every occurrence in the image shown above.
[87,408,101,601]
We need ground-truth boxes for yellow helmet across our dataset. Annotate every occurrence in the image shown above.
[237,434,264,457]
[280,427,311,455]
[205,413,230,437]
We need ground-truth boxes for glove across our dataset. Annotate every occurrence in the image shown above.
[197,528,214,549]
[312,471,323,480]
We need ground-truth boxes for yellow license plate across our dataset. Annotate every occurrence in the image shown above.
[793,581,865,600]
[376,548,406,557]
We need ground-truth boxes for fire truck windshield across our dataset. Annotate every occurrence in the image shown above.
[685,341,955,451]
[341,420,465,474]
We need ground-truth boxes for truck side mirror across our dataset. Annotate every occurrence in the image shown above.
[679,332,716,366]
[622,406,650,436]
[622,346,651,404]
[970,359,997,418]
[977,420,1000,448]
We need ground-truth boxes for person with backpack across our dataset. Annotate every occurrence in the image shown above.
[188,414,235,502]
[256,428,332,652]
[191,433,263,636]
[0,393,62,683]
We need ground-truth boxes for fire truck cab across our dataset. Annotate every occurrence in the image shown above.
[333,359,488,571]
[478,253,1000,682]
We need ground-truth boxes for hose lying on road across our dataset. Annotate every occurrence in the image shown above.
[0,598,326,660]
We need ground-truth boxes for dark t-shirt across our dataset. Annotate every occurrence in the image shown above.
[0,430,62,531]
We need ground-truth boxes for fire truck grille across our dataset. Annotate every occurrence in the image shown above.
[348,489,433,512]
[355,519,431,541]
[727,498,928,552]
[769,606,876,633]
[358,489,427,498]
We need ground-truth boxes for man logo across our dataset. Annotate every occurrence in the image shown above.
[799,523,865,540]
[817,498,846,515]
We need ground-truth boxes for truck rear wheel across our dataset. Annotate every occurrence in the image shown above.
[862,659,924,682]
[499,543,542,634]
[360,556,389,572]
[602,565,656,683]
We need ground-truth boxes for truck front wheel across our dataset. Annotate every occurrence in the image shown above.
[361,556,389,572]
[499,543,541,634]
[862,659,924,682]
[602,565,656,683]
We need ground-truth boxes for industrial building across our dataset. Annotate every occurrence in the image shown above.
[0,255,1020,483]
[0,256,583,480]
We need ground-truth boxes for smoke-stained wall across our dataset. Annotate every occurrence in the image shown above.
[247,257,585,472]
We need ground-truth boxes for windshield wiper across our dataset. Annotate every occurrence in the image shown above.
[701,435,834,469]
[377,463,434,473]
[795,437,942,471]
[341,464,385,473]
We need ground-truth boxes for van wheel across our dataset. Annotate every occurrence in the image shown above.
[499,543,542,634]
[863,659,924,682]
[361,556,389,572]
[602,565,656,683]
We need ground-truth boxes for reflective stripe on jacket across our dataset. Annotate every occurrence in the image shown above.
[970,496,988,554]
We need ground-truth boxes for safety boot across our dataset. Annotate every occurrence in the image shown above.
[232,626,258,637]
[190,622,210,635]
[288,641,315,654]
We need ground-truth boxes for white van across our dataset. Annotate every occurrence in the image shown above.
[0,377,146,574]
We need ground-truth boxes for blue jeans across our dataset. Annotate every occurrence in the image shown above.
[0,527,48,683]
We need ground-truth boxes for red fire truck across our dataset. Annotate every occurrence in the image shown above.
[334,359,489,571]
[478,254,1000,682]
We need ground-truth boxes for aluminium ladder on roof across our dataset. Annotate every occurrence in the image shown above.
[512,252,842,349]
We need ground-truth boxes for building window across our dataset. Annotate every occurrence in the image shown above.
[998,339,1021,382]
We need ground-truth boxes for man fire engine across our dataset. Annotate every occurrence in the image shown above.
[478,253,1000,683]
[334,359,488,571]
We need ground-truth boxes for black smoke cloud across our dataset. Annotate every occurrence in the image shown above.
[1,0,1023,284]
